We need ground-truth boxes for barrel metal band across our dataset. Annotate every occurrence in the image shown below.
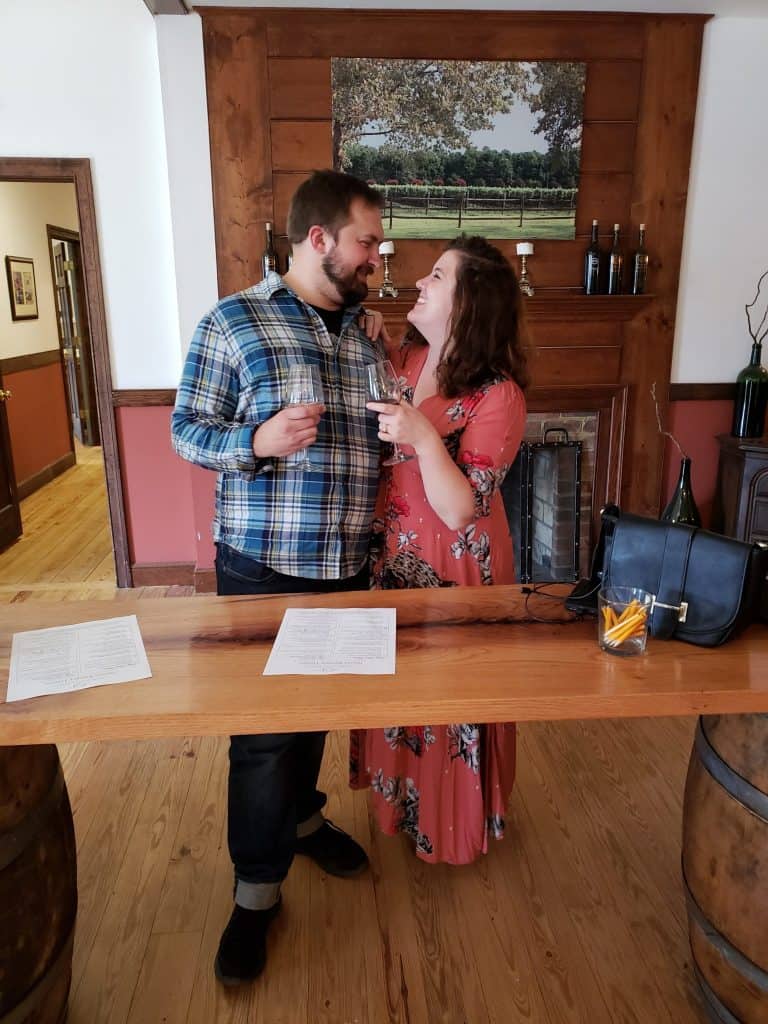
[0,926,74,1024]
[695,718,768,824]
[692,962,742,1024]
[0,764,66,871]
[684,879,768,995]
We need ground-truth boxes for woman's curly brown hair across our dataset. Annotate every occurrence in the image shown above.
[407,234,530,398]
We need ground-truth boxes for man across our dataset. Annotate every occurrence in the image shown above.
[171,170,385,985]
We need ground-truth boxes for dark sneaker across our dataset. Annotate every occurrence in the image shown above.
[214,898,282,986]
[294,820,369,877]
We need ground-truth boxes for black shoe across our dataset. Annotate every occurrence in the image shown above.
[214,898,282,986]
[294,820,369,877]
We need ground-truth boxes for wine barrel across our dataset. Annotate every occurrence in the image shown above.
[0,745,77,1024]
[682,714,768,1024]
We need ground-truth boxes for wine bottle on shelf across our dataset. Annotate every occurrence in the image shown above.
[583,219,602,295]
[607,224,624,295]
[731,340,768,439]
[662,457,701,527]
[631,223,649,295]
[261,221,278,277]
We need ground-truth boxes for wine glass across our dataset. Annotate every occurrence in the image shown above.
[284,363,324,471]
[366,359,414,467]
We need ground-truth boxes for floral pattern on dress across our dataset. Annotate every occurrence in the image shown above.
[384,725,436,756]
[447,724,482,773]
[460,451,510,518]
[450,523,493,585]
[370,771,434,855]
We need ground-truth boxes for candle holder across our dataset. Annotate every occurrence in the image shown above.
[378,241,399,298]
[516,241,535,297]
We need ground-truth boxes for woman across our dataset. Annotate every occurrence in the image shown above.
[350,234,529,865]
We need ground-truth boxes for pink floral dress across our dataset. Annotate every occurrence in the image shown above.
[350,341,527,864]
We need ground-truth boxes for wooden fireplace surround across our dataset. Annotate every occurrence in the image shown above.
[198,7,709,540]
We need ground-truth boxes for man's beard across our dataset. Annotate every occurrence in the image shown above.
[321,252,370,305]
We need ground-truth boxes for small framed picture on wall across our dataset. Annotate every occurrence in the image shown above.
[5,255,39,321]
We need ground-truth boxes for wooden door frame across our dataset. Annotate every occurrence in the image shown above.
[0,158,131,587]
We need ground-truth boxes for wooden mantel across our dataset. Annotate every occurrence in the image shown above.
[1,587,766,746]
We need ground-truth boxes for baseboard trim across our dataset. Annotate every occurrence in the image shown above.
[17,451,76,501]
[130,562,217,591]
[194,567,216,593]
[669,382,735,401]
[131,562,195,587]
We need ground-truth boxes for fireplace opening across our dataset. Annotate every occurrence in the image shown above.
[502,414,598,583]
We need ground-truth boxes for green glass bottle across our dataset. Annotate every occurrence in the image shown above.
[662,457,701,527]
[731,340,768,438]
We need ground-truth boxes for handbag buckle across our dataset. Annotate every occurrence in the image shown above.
[651,597,688,623]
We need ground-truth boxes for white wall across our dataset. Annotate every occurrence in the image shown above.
[156,15,218,351]
[673,17,768,382]
[0,0,181,387]
[0,183,78,358]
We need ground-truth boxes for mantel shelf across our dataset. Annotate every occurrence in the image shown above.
[368,289,655,323]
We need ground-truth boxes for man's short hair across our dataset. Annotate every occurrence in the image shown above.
[287,169,383,245]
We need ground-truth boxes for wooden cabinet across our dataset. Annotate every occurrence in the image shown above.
[713,435,768,544]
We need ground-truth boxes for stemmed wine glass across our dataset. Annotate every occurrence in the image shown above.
[366,359,414,467]
[284,363,324,471]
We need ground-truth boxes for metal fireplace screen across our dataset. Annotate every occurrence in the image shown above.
[501,428,582,584]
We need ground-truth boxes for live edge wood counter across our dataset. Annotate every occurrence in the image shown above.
[1,585,767,746]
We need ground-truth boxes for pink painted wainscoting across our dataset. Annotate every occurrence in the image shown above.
[4,361,72,494]
[662,399,733,528]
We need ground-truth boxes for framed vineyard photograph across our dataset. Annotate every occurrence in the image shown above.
[331,58,586,240]
[5,255,39,321]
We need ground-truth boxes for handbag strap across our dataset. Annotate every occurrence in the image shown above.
[651,523,695,638]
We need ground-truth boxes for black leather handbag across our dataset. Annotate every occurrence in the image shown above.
[566,507,768,647]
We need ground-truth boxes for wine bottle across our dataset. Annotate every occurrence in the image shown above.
[732,340,768,438]
[262,221,278,278]
[631,223,649,295]
[662,457,701,527]
[607,224,624,296]
[583,219,601,295]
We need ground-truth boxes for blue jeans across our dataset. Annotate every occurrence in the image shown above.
[215,543,368,907]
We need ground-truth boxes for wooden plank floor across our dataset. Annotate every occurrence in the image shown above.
[0,441,115,592]
[0,464,708,1022]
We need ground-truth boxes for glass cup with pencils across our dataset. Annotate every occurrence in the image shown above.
[598,586,655,657]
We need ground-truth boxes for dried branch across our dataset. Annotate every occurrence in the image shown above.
[746,268,768,344]
[651,381,686,458]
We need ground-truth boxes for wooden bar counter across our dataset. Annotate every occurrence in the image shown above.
[2,586,768,1024]
[1,585,767,744]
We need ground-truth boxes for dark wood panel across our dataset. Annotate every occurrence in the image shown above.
[531,347,622,387]
[256,11,649,60]
[529,321,623,347]
[268,58,331,119]
[270,121,333,171]
[273,171,312,233]
[575,173,634,236]
[202,14,273,296]
[622,17,708,517]
[367,237,586,292]
[0,350,61,375]
[581,123,637,174]
[584,61,643,122]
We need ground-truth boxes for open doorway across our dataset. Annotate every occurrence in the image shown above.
[0,158,131,588]
[48,225,100,447]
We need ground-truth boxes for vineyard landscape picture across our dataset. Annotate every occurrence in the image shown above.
[331,59,586,240]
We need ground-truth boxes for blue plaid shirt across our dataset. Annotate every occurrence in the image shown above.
[171,273,383,579]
